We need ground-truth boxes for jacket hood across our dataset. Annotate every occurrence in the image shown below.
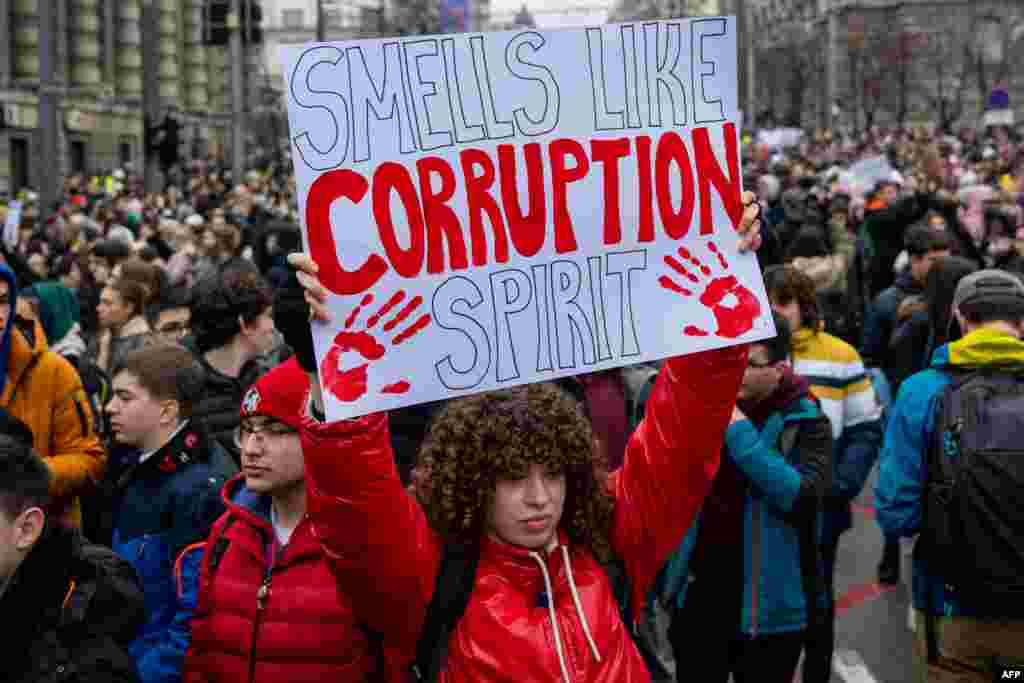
[0,264,17,394]
[27,281,79,346]
[50,322,87,359]
[930,327,1024,369]
[223,473,274,531]
[894,268,922,295]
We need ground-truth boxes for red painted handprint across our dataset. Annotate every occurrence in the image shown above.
[659,241,762,339]
[320,291,432,402]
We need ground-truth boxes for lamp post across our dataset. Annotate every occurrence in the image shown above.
[39,1,60,225]
[231,0,245,185]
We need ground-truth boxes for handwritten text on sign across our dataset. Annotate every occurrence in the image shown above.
[281,17,774,420]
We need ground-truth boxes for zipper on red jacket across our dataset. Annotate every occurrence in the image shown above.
[750,499,761,638]
[247,568,274,683]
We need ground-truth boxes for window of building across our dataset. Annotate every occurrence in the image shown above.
[69,140,88,174]
[119,137,134,168]
[282,9,304,29]
[10,138,29,195]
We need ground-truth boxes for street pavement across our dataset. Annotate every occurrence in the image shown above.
[824,464,916,682]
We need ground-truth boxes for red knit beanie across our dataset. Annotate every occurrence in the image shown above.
[240,356,309,431]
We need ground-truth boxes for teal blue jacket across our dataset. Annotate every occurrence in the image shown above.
[659,397,831,636]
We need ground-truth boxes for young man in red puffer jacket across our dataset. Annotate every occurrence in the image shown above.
[175,357,395,682]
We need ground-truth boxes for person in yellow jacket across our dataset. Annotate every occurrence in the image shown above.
[0,264,105,528]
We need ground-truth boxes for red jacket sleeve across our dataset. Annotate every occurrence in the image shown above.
[608,345,747,614]
[301,412,441,654]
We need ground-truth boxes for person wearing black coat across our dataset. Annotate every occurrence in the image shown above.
[886,256,978,396]
[1,430,145,683]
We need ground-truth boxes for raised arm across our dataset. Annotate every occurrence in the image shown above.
[276,260,440,652]
[301,411,441,651]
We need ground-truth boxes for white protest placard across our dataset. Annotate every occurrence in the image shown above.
[983,108,1014,128]
[756,128,803,150]
[280,17,774,421]
[846,156,894,195]
[3,200,21,250]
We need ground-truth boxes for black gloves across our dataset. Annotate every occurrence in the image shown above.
[273,267,317,373]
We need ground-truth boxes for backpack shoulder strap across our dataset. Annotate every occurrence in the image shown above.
[205,512,238,579]
[779,423,800,458]
[412,539,480,682]
[603,550,634,635]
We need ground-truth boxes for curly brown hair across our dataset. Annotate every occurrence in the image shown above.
[763,264,819,331]
[415,382,615,561]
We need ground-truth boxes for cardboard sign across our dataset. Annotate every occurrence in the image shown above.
[280,17,774,420]
[3,200,21,250]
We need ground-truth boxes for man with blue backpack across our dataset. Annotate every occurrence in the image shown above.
[877,269,1024,683]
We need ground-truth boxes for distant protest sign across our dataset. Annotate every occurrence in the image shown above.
[280,17,774,420]
[756,128,803,150]
[3,200,21,250]
[846,155,895,195]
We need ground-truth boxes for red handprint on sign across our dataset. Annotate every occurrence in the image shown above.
[320,291,432,402]
[659,241,762,339]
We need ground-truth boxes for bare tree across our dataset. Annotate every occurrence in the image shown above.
[846,30,888,133]
[918,22,971,133]
[608,0,722,22]
[370,0,441,37]
[964,9,1013,115]
[780,41,819,127]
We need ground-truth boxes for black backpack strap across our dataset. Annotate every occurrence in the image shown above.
[603,551,634,636]
[206,513,238,578]
[411,539,480,682]
[356,622,386,682]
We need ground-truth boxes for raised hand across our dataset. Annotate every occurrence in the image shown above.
[737,190,763,253]
[288,252,331,323]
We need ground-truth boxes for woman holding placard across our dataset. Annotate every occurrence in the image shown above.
[282,194,763,683]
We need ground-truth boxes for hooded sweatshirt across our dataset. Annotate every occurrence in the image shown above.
[28,281,86,359]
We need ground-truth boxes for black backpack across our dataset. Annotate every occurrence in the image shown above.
[67,354,111,437]
[410,540,636,682]
[922,368,1024,657]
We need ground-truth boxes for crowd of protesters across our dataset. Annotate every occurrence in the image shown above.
[1,120,1023,683]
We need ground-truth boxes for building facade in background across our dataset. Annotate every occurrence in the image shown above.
[0,1,253,196]
[749,0,1024,132]
[260,0,493,87]
[606,0,719,22]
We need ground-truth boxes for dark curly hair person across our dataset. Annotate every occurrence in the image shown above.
[414,382,615,562]
[284,193,764,683]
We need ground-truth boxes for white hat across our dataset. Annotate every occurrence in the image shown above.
[184,214,204,227]
[108,225,135,245]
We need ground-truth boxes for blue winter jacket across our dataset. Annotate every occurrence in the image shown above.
[110,423,236,683]
[876,327,1024,616]
[660,398,831,636]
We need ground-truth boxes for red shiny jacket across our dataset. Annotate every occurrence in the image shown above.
[302,347,746,683]
[182,475,391,683]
